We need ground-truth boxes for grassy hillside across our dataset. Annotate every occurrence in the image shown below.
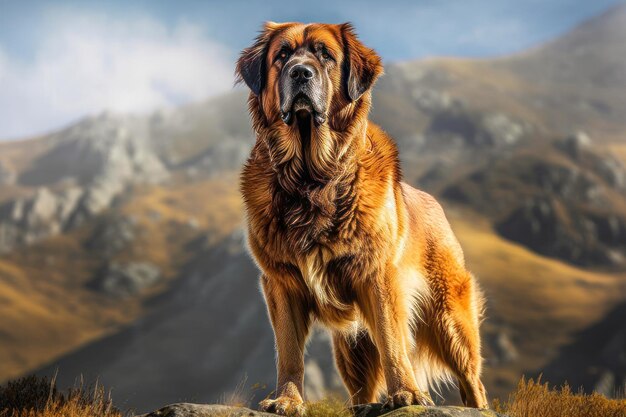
[0,175,242,381]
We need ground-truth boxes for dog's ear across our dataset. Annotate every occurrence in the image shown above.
[236,22,281,96]
[340,23,384,102]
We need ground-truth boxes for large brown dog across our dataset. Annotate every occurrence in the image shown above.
[236,22,488,415]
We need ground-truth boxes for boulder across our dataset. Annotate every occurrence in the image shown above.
[85,214,137,256]
[77,176,125,219]
[137,403,503,417]
[554,132,626,191]
[138,404,274,417]
[92,261,161,297]
[593,156,626,190]
[0,186,83,251]
[411,89,453,113]
[23,188,59,229]
[555,131,592,159]
[352,404,502,417]
[481,113,526,146]
[302,329,345,400]
[426,108,526,149]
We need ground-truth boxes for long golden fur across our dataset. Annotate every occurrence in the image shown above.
[236,22,488,415]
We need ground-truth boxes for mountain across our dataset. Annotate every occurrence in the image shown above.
[498,4,626,137]
[373,3,626,145]
[370,3,626,267]
[1,4,626,413]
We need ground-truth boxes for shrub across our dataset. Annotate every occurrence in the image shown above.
[494,377,626,417]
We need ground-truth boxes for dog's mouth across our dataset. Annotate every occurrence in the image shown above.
[295,108,312,145]
[281,94,326,126]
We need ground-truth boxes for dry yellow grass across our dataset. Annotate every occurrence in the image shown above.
[0,375,121,417]
[494,378,626,417]
[4,375,624,417]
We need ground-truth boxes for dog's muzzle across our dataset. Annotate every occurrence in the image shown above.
[279,59,327,126]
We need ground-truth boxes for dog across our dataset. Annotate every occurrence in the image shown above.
[236,22,488,415]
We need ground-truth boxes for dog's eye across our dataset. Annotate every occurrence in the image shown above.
[277,49,290,61]
[319,48,334,62]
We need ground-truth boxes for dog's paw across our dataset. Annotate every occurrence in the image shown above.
[259,396,305,416]
[385,389,434,409]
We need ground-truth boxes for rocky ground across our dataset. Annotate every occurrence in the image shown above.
[136,403,503,417]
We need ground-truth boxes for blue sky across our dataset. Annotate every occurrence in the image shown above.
[0,0,623,139]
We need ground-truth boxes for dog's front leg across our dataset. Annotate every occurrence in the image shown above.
[259,273,310,416]
[360,267,434,409]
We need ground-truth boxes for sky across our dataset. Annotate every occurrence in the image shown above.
[0,0,623,140]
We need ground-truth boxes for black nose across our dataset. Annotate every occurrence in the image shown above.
[289,64,315,82]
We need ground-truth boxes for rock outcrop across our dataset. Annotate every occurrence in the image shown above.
[85,214,138,256]
[20,113,168,188]
[0,113,169,253]
[91,261,161,298]
[495,196,626,267]
[426,107,528,149]
[0,187,83,252]
[554,132,626,190]
[442,132,626,267]
[137,403,503,417]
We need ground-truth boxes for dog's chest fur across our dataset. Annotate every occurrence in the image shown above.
[299,247,341,300]
[270,169,358,248]
[275,187,362,320]
[295,246,361,327]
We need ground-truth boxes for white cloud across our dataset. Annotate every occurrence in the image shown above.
[0,13,235,140]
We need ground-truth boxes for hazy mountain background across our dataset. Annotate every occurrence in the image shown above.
[1,3,626,413]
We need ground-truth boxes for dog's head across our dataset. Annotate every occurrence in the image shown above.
[236,22,383,131]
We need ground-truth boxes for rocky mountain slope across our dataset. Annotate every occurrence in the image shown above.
[370,4,626,267]
[35,230,344,410]
[1,3,626,414]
